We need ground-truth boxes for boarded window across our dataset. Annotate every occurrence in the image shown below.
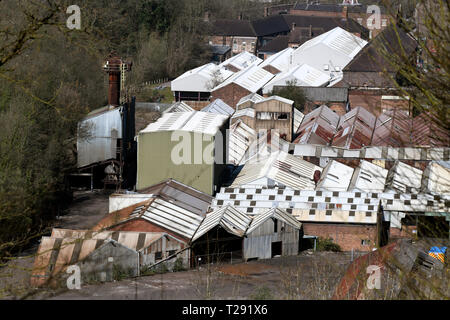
[155,251,162,261]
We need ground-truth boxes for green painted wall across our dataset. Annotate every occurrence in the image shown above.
[137,130,218,195]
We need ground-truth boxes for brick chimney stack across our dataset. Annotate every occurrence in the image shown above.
[342,5,348,20]
[104,53,122,107]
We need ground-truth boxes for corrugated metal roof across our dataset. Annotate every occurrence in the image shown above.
[192,205,252,241]
[421,161,450,194]
[294,108,305,134]
[228,120,257,165]
[316,160,354,191]
[294,105,340,145]
[140,111,228,136]
[163,101,194,113]
[231,150,322,190]
[219,51,262,71]
[332,106,377,149]
[213,64,275,93]
[301,87,348,102]
[237,93,265,108]
[263,64,331,94]
[385,161,423,193]
[291,27,367,77]
[136,179,213,216]
[171,63,234,92]
[140,197,204,240]
[201,99,235,116]
[259,47,295,73]
[247,208,301,234]
[348,160,389,192]
[371,109,413,147]
[231,108,256,119]
[293,145,450,161]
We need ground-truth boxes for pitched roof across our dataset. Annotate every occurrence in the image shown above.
[220,51,262,72]
[171,63,234,92]
[163,101,194,113]
[344,25,417,72]
[202,99,235,116]
[263,64,331,94]
[259,47,295,73]
[192,205,252,241]
[251,15,290,37]
[231,150,323,190]
[210,19,256,37]
[258,35,289,53]
[140,111,229,136]
[247,208,302,234]
[212,64,275,93]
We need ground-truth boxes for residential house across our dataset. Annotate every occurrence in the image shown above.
[209,19,258,55]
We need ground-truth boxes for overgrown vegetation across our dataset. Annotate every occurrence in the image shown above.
[316,238,342,252]
[269,80,307,112]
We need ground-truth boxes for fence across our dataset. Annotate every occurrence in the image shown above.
[193,251,242,268]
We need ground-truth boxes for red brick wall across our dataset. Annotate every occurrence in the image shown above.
[303,223,378,252]
[389,226,418,241]
[211,83,251,110]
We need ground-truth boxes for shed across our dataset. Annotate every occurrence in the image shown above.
[348,160,388,192]
[244,208,302,260]
[137,111,229,195]
[316,160,354,191]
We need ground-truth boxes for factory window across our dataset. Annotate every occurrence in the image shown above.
[273,219,278,233]
[277,113,288,120]
[361,239,371,246]
[167,250,176,257]
[155,251,163,261]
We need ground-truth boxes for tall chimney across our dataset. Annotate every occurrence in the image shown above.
[104,53,122,107]
[342,5,348,19]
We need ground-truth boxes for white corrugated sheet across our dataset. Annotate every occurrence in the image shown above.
[163,101,194,113]
[294,108,305,134]
[348,160,389,192]
[316,160,354,191]
[259,47,295,73]
[237,93,265,109]
[192,205,252,241]
[213,64,275,94]
[77,107,122,168]
[140,111,228,136]
[262,64,331,94]
[231,150,322,190]
[231,108,256,120]
[228,120,257,165]
[140,197,204,240]
[220,51,262,72]
[385,161,423,193]
[421,161,450,194]
[291,27,367,78]
[201,99,235,116]
[171,63,234,92]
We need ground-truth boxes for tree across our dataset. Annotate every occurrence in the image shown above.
[269,80,307,112]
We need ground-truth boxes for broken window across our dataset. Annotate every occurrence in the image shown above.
[155,251,162,260]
